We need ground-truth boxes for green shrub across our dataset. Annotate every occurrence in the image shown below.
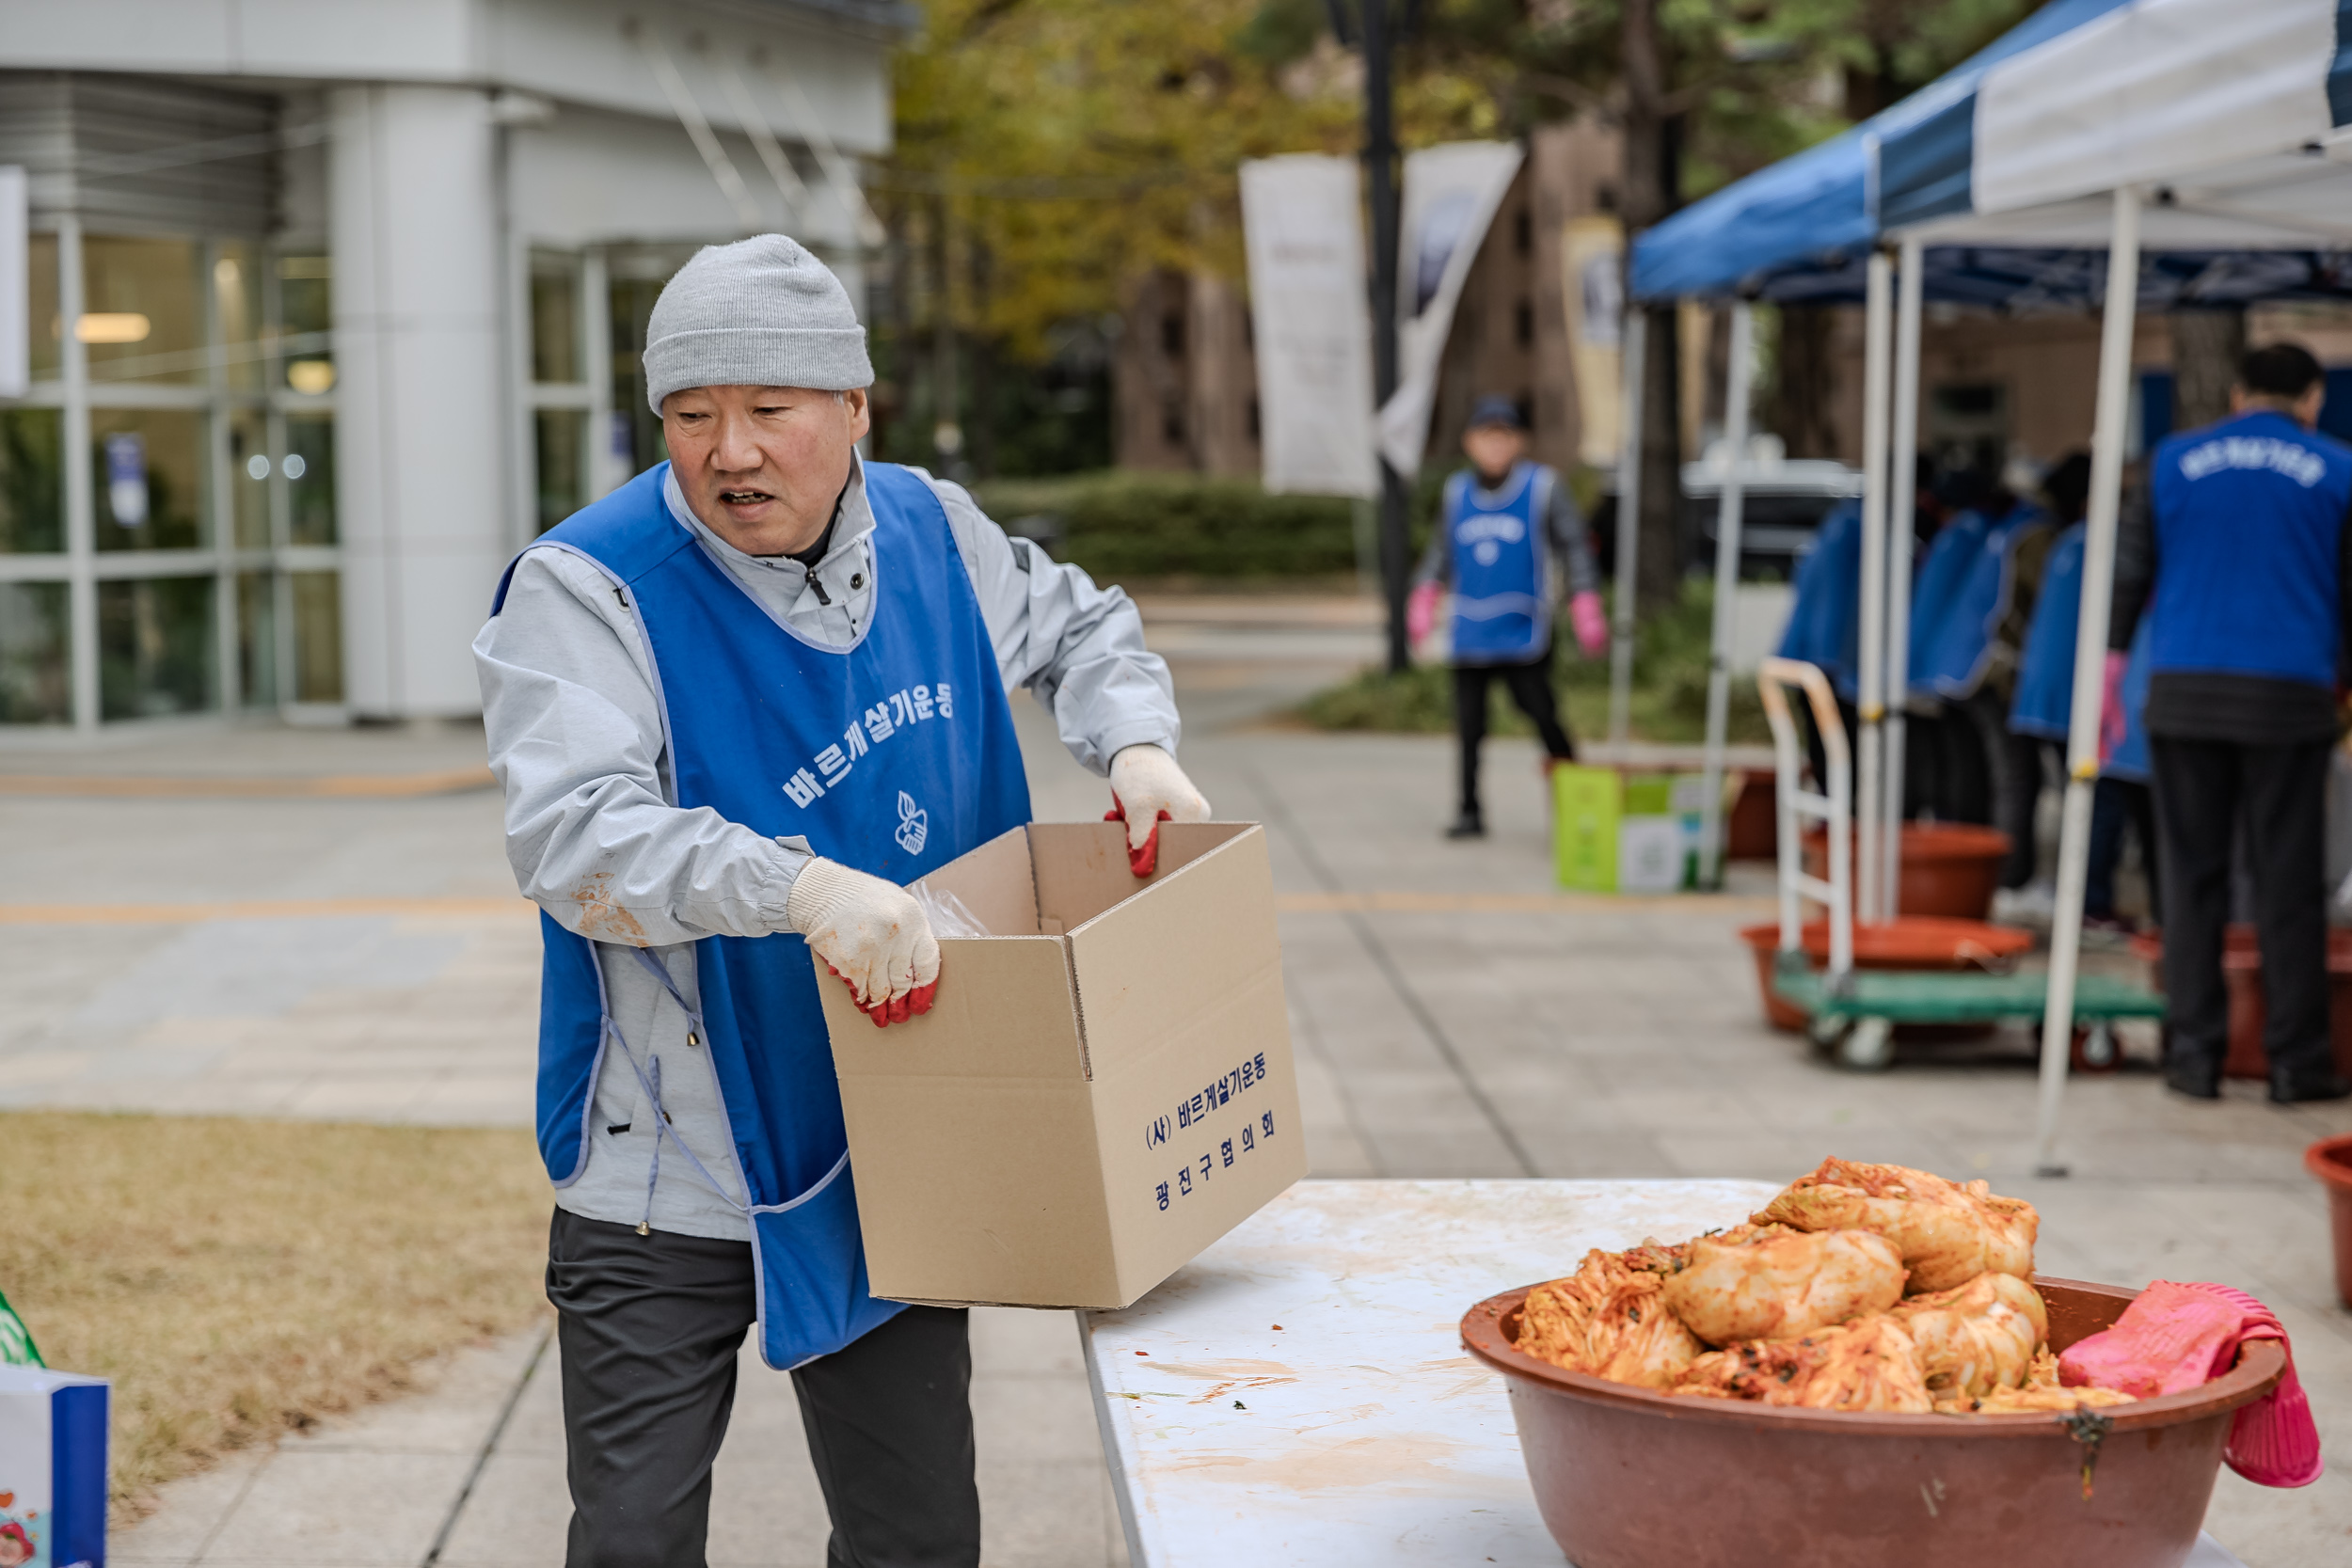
[971,470,1359,581]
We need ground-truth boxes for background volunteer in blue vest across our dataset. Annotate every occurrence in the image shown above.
[473,235,1207,1566]
[2106,341,2352,1104]
[1406,396,1607,839]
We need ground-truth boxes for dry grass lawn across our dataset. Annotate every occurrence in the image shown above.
[0,1112,550,1516]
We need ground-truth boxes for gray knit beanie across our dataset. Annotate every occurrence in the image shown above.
[643,234,872,413]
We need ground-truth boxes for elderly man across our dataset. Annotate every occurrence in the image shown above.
[474,235,1209,1567]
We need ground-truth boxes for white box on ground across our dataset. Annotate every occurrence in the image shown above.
[0,1365,107,1568]
[1616,816,1685,893]
[818,822,1306,1311]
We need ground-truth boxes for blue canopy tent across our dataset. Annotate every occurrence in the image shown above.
[1868,0,2352,1169]
[1625,0,2352,1165]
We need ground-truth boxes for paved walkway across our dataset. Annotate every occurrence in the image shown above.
[3,597,2347,1565]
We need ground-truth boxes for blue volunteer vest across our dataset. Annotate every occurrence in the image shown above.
[2009,520,2152,780]
[1445,461,1552,664]
[493,461,1033,1369]
[2148,410,2352,689]
[1914,500,2046,700]
[1776,498,1863,700]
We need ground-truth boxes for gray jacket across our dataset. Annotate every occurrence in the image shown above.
[472,457,1179,1240]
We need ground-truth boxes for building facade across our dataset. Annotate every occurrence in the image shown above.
[0,0,899,734]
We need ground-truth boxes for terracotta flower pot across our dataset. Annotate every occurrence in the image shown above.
[1803,823,2012,921]
[2305,1133,2352,1311]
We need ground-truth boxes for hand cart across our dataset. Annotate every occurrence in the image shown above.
[1756,657,2165,1071]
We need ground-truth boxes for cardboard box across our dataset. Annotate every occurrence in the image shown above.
[0,1365,107,1568]
[818,821,1305,1310]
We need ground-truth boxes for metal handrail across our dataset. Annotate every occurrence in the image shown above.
[1756,657,1852,977]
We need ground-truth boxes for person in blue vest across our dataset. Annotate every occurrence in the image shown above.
[2106,341,2352,1103]
[1406,396,1606,839]
[473,235,1208,1566]
[2010,452,2160,939]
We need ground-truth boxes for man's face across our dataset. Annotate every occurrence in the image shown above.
[1464,423,1527,480]
[662,385,871,556]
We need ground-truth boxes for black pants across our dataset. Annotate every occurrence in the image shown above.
[2150,735,2334,1088]
[546,1209,979,1568]
[1454,651,1575,815]
[2087,777,2159,923]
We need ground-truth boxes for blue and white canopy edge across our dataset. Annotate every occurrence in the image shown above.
[1628,0,2131,302]
[1881,0,2352,245]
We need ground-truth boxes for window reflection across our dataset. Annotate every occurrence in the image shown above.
[0,409,63,555]
[0,582,70,724]
[532,257,581,384]
[287,414,335,545]
[90,409,205,551]
[293,571,342,703]
[215,241,263,392]
[98,576,215,720]
[229,408,271,548]
[535,410,584,532]
[28,234,59,382]
[237,571,278,707]
[83,236,202,385]
[279,254,333,394]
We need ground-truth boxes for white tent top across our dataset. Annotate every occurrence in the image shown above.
[1881,0,2352,248]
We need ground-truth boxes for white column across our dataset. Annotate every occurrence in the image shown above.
[330,85,509,719]
[1883,237,1924,921]
[1698,302,1754,889]
[2034,187,2142,1178]
[1607,310,1646,747]
[1854,253,1894,925]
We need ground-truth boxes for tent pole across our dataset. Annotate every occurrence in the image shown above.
[1609,310,1647,747]
[1699,301,1755,890]
[1855,251,1893,926]
[2034,185,2142,1179]
[1884,237,1923,922]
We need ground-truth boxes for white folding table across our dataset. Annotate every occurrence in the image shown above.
[1079,1179,2249,1568]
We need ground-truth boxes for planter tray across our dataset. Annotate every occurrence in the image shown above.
[1772,968,2165,1024]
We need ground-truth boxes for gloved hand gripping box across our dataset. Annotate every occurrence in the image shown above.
[817,822,1305,1309]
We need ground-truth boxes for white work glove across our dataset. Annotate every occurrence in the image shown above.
[785,859,940,1027]
[1104,743,1212,878]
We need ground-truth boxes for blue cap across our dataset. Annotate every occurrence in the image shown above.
[1467,395,1525,432]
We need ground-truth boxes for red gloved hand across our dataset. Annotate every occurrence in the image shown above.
[2099,649,2130,765]
[1105,744,1212,878]
[1406,581,1440,647]
[1570,590,1609,658]
[786,859,941,1028]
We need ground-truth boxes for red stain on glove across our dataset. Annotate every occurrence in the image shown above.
[1105,791,1172,878]
[825,964,940,1029]
[2060,1280,2321,1487]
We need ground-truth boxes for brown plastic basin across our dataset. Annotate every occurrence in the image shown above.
[1460,1275,2281,1568]
[2132,926,2352,1081]
[2307,1133,2352,1310]
[1740,919,2033,1032]
[1804,823,2012,920]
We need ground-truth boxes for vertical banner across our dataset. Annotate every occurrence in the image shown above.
[0,166,25,399]
[1561,214,1625,468]
[1239,155,1378,499]
[1375,140,1524,478]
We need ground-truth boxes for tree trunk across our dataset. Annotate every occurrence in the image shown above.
[1771,304,1836,459]
[1620,0,1684,611]
[2171,309,2245,434]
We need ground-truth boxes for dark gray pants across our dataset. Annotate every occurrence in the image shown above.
[546,1209,979,1568]
[2150,734,2335,1091]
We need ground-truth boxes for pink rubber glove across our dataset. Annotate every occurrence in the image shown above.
[1406,581,1440,647]
[1570,590,1609,658]
[2099,649,2129,765]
